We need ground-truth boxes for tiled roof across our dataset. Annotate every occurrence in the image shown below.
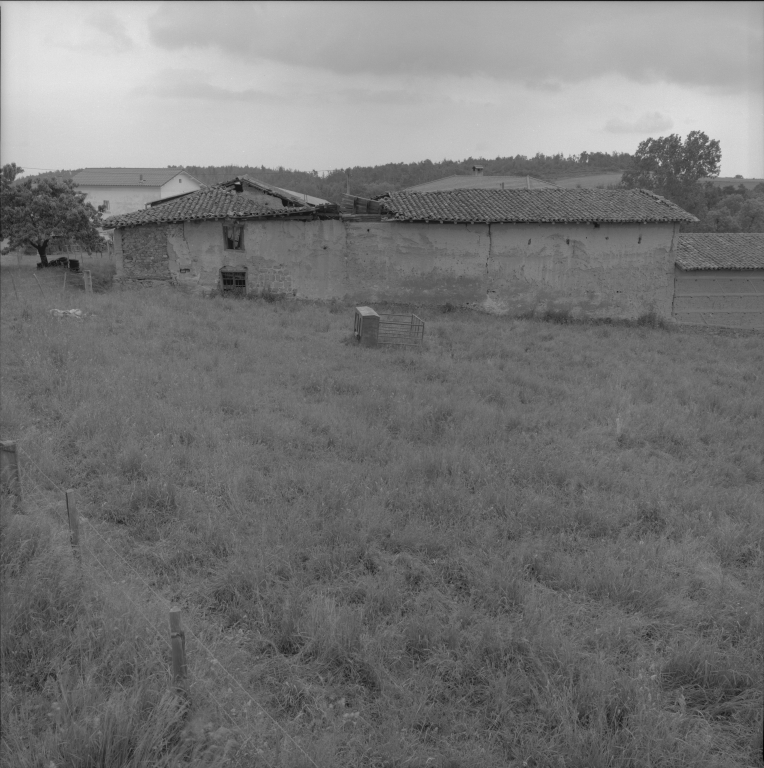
[103,185,316,229]
[273,186,332,207]
[220,176,331,206]
[404,174,557,192]
[378,188,697,224]
[676,233,764,270]
[73,168,197,187]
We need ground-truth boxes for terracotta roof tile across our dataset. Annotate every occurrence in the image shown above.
[103,186,316,229]
[676,233,764,270]
[73,168,199,187]
[379,188,697,224]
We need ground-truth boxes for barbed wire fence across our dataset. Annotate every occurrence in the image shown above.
[1,440,322,768]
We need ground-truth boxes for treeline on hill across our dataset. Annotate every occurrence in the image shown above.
[182,152,633,203]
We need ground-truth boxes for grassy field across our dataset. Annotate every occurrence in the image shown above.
[1,265,762,767]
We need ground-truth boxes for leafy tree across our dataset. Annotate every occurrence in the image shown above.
[738,197,764,232]
[1,163,24,190]
[0,174,104,265]
[622,131,721,190]
[621,131,721,221]
[706,193,764,233]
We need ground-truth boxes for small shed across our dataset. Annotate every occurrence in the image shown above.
[673,233,764,329]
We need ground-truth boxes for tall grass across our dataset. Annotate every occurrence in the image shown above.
[1,264,762,766]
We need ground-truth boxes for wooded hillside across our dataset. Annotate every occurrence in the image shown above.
[182,152,634,203]
[21,152,633,204]
[21,153,764,232]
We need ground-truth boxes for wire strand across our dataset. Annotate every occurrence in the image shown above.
[17,445,319,768]
[82,541,172,652]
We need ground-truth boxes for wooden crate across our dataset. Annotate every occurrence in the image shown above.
[354,306,380,346]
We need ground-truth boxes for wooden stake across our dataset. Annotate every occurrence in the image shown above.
[0,441,23,512]
[10,274,20,303]
[65,490,81,561]
[84,270,93,294]
[169,607,188,695]
[33,272,46,298]
[62,271,67,297]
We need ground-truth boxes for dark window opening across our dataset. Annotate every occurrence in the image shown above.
[223,222,244,251]
[221,269,247,295]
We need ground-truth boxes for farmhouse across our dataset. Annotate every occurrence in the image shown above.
[104,177,339,293]
[105,182,697,320]
[73,168,203,216]
[673,233,764,329]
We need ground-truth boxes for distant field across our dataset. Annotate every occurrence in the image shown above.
[552,173,623,188]
[551,174,764,191]
[704,178,764,190]
[1,277,762,767]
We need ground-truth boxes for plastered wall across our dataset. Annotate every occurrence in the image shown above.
[79,186,162,217]
[486,222,676,318]
[113,217,678,319]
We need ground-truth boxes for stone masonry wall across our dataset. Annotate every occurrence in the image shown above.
[122,225,172,280]
[117,217,677,319]
[254,265,293,294]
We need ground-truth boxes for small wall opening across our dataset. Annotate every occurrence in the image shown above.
[220,267,247,296]
[223,221,245,251]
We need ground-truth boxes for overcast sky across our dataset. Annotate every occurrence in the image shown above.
[2,1,762,178]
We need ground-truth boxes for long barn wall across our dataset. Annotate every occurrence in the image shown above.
[113,218,678,319]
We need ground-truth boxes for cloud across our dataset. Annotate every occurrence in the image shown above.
[605,112,674,134]
[333,89,449,106]
[88,10,134,52]
[142,71,283,104]
[146,1,762,93]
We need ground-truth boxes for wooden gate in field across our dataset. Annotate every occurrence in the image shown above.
[354,307,425,346]
[377,313,425,346]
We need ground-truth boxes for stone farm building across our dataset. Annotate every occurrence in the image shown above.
[104,179,698,321]
[73,168,203,217]
[674,233,764,329]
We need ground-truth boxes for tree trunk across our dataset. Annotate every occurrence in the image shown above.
[36,240,49,266]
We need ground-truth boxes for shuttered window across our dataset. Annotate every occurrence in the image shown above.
[223,222,244,251]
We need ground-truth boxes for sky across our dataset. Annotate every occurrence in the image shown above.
[2,1,763,178]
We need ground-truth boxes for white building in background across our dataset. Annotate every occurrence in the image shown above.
[73,168,203,217]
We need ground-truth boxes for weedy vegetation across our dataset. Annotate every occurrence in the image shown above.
[1,264,762,767]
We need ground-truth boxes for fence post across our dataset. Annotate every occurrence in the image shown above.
[0,441,23,512]
[83,270,93,294]
[169,607,188,696]
[65,490,81,561]
[33,272,46,298]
